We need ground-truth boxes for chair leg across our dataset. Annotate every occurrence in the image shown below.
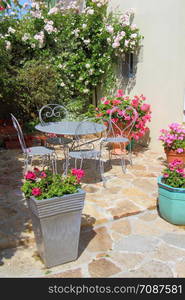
[99,157,106,187]
[23,155,29,175]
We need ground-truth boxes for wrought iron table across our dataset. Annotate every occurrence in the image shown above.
[35,120,106,137]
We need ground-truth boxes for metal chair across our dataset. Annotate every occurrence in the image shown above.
[38,104,73,148]
[11,114,57,174]
[68,118,105,183]
[100,106,138,174]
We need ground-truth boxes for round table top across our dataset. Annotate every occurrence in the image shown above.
[35,120,106,136]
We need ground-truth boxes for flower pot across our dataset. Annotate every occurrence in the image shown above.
[157,176,185,225]
[26,189,86,268]
[164,149,185,166]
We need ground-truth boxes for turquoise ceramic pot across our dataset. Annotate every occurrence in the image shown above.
[158,176,185,225]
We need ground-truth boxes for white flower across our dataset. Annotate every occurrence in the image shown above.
[131,33,137,39]
[124,40,129,47]
[83,89,89,93]
[48,7,59,15]
[8,27,15,34]
[60,82,65,87]
[85,63,90,68]
[22,33,31,42]
[5,40,11,50]
[84,39,90,45]
[79,77,83,81]
[31,43,35,48]
[58,64,62,68]
[107,38,111,43]
[85,80,89,85]
[82,24,87,29]
[131,24,137,30]
[120,31,126,37]
[112,42,120,48]
[87,9,94,15]
[106,25,114,34]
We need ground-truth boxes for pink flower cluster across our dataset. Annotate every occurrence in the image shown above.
[72,168,85,182]
[159,123,185,152]
[24,168,48,197]
[96,89,152,140]
[162,159,185,188]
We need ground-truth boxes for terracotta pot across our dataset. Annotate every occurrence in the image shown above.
[165,149,185,166]
[105,121,131,155]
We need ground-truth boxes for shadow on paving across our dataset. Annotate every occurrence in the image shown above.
[0,150,31,265]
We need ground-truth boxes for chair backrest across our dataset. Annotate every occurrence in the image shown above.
[107,106,138,139]
[39,104,68,125]
[73,117,106,151]
[11,114,27,153]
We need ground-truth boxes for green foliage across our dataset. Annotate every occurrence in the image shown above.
[0,0,143,121]
[162,160,185,188]
[22,168,84,200]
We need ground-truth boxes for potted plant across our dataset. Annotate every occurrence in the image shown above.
[157,159,185,225]
[159,122,185,166]
[95,89,152,153]
[22,167,85,268]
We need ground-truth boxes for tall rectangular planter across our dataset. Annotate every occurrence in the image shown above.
[158,176,185,225]
[27,189,85,268]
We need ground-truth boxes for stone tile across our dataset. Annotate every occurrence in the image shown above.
[175,259,185,277]
[80,227,112,253]
[110,252,145,269]
[83,185,99,193]
[114,235,160,252]
[131,219,162,236]
[139,211,157,221]
[130,165,146,171]
[132,178,157,193]
[153,242,185,261]
[161,233,185,249]
[121,188,157,208]
[111,219,131,235]
[83,203,110,225]
[152,218,185,233]
[116,260,174,278]
[88,258,121,277]
[108,200,141,219]
[47,268,82,278]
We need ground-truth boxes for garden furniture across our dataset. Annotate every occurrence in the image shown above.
[11,114,57,174]
[35,119,106,176]
[38,104,73,148]
[100,106,138,174]
[68,118,106,184]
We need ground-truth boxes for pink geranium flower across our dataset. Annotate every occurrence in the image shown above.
[176,148,184,153]
[25,171,36,181]
[40,171,47,178]
[32,188,42,196]
[163,173,169,178]
[140,103,150,112]
[72,168,85,181]
[115,89,124,97]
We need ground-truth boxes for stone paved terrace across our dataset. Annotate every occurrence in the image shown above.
[0,147,185,278]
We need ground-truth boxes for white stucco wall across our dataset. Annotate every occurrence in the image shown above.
[109,0,185,151]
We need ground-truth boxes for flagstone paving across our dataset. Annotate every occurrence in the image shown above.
[0,147,185,278]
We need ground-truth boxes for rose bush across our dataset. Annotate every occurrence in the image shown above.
[22,167,85,200]
[0,0,143,120]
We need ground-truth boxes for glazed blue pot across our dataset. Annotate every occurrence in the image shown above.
[158,176,185,225]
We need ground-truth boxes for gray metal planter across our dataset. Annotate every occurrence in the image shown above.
[26,189,86,268]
